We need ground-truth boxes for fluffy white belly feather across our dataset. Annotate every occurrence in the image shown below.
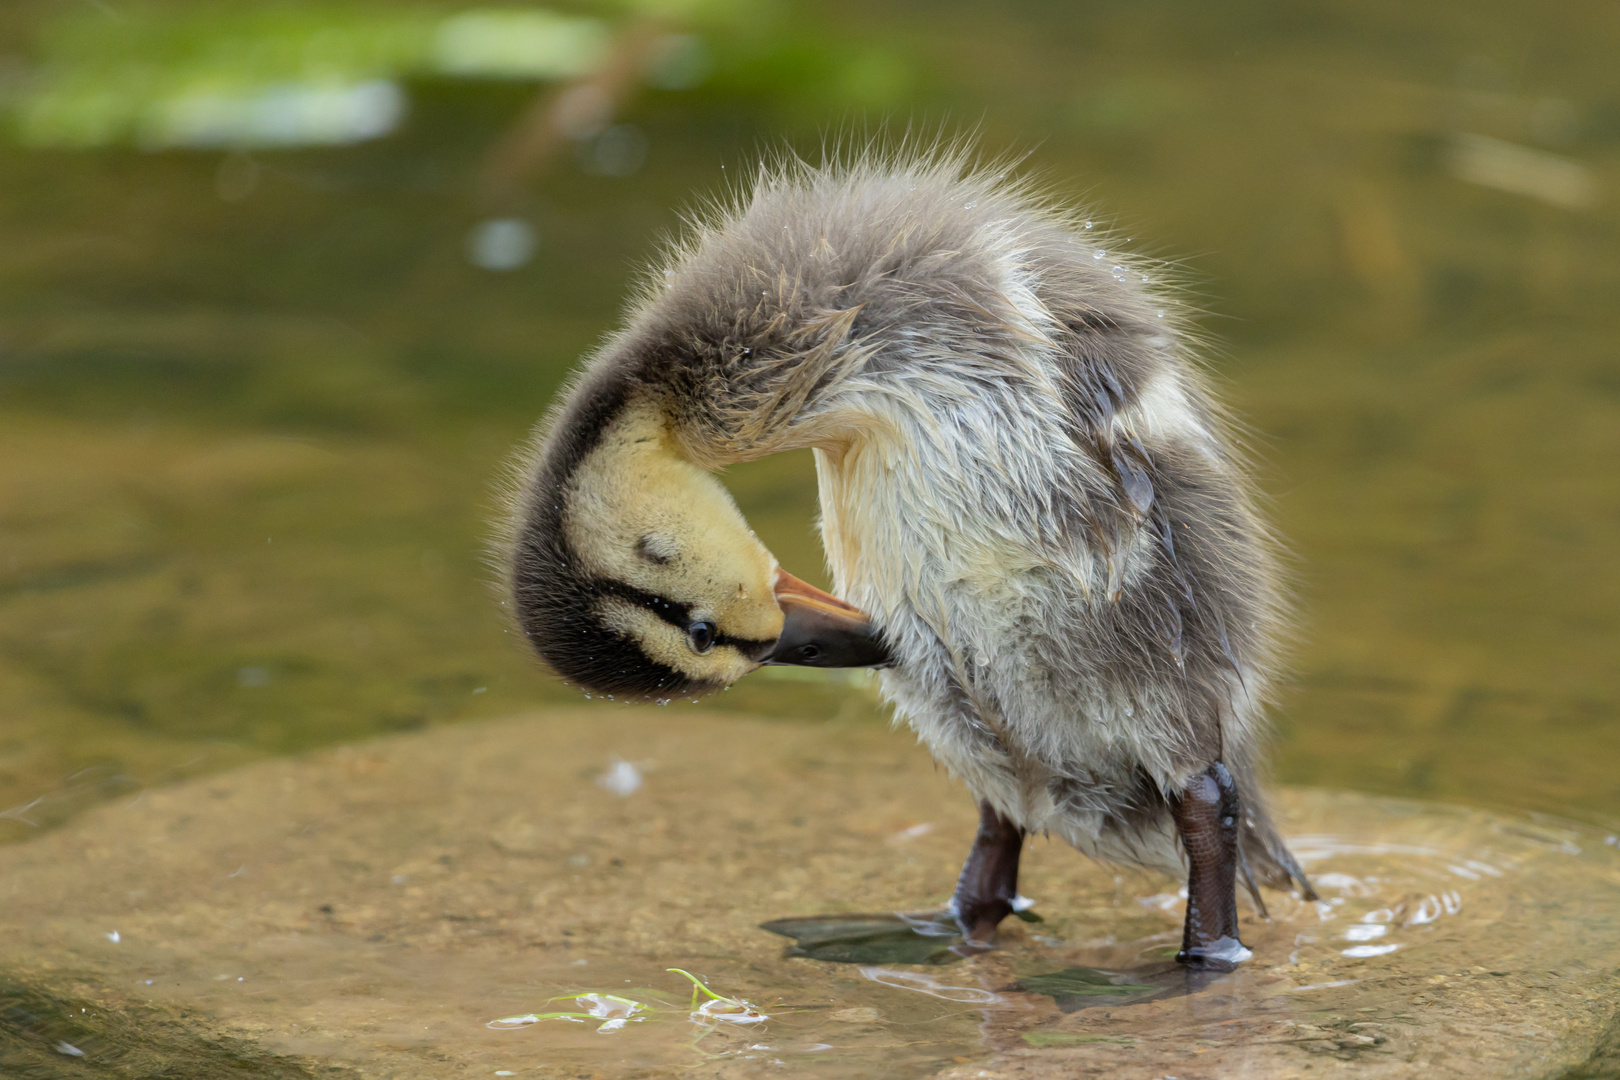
[813,429,1188,873]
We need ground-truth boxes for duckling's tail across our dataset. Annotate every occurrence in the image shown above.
[1235,795,1319,918]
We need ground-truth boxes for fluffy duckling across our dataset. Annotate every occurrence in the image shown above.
[505,150,1315,969]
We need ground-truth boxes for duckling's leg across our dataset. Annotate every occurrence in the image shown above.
[950,801,1025,946]
[1170,762,1251,970]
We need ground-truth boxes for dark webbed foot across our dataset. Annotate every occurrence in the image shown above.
[1170,762,1251,971]
[950,801,1025,947]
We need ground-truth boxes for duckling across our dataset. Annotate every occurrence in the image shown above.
[504,149,1316,969]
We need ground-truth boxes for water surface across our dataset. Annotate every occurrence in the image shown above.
[1,709,1615,1078]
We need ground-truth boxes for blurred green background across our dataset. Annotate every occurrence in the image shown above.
[2,0,1618,841]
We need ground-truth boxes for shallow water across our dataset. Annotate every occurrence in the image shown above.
[1,710,1616,1078]
[1,0,1619,1074]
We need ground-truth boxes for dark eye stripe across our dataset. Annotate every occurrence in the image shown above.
[596,578,775,657]
[595,579,691,630]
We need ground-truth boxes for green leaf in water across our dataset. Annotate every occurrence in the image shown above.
[665,969,767,1024]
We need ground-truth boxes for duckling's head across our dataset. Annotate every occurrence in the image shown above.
[507,383,887,700]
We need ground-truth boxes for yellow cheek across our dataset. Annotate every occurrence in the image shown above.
[713,576,785,642]
[563,402,784,641]
[599,600,763,686]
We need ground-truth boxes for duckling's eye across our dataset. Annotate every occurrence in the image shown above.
[687,621,717,654]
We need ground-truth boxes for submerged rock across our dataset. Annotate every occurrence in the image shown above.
[0,708,1614,1078]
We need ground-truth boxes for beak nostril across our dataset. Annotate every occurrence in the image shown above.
[764,568,892,669]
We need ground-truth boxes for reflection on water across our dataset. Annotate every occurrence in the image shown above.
[1011,966,1170,1011]
[763,912,969,965]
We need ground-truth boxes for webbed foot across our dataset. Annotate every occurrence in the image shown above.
[949,800,1025,949]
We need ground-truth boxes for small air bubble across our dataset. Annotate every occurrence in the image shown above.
[1084,220,1094,229]
[1093,249,1106,259]
[964,200,978,209]
[1156,309,1166,318]
[1123,703,1135,717]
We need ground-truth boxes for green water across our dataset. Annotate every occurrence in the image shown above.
[2,0,1619,846]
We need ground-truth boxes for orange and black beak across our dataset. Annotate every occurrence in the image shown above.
[765,570,893,669]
